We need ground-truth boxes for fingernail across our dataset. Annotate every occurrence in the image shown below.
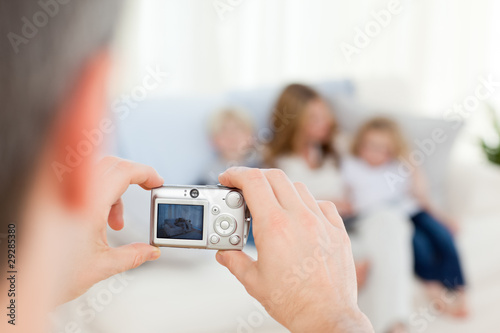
[216,250,224,262]
[149,247,161,260]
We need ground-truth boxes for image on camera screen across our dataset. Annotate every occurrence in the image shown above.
[157,204,204,240]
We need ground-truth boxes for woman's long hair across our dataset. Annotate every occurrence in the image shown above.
[264,83,338,167]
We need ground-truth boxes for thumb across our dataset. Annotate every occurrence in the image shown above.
[107,243,161,274]
[216,250,256,286]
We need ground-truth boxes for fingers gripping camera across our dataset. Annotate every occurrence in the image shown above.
[150,185,251,250]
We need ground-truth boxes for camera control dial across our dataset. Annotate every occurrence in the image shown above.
[225,191,243,209]
[214,214,237,236]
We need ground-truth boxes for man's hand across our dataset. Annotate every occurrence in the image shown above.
[216,167,373,332]
[62,157,163,303]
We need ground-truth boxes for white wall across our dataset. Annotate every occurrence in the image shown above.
[109,0,500,117]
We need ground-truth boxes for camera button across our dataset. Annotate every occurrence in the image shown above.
[229,235,241,245]
[211,206,220,215]
[214,215,237,236]
[210,234,220,244]
[226,191,243,209]
[220,220,230,230]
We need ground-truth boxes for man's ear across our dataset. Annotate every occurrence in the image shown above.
[49,49,112,209]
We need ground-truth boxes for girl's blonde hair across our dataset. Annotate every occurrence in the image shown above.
[264,83,338,167]
[351,116,408,158]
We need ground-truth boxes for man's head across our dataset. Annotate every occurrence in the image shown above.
[0,0,122,260]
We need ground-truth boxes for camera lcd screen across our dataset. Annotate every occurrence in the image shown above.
[157,204,204,240]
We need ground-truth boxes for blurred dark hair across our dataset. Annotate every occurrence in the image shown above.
[0,0,122,263]
[264,83,338,167]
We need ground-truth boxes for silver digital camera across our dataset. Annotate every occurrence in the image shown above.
[150,185,251,250]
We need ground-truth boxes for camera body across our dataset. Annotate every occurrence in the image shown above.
[150,185,251,250]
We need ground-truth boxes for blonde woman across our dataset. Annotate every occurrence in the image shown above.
[265,84,413,333]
